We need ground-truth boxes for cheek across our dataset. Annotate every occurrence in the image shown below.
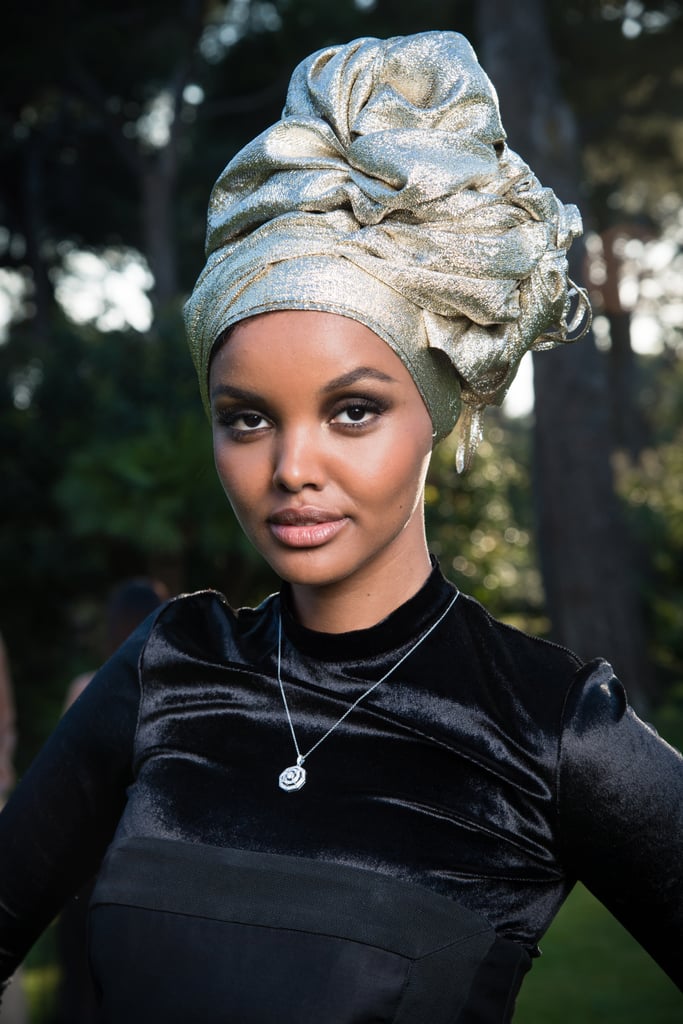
[345,434,431,505]
[212,440,251,508]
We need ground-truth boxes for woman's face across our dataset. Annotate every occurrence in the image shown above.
[209,310,434,598]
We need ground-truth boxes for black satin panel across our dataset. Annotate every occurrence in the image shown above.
[460,937,532,1022]
[89,836,518,1024]
[111,562,681,990]
[115,564,581,953]
[1,559,682,1001]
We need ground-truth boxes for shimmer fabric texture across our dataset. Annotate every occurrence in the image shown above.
[0,564,681,1020]
[184,31,590,466]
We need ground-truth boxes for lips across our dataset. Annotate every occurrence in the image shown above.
[269,507,342,526]
[267,507,349,548]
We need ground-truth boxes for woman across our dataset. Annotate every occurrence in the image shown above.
[0,31,681,1023]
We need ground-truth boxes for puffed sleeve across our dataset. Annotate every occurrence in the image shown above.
[0,616,153,987]
[558,658,683,988]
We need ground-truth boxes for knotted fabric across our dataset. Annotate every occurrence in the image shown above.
[184,31,590,468]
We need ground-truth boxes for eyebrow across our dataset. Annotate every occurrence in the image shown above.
[210,383,263,403]
[210,367,397,404]
[321,366,397,392]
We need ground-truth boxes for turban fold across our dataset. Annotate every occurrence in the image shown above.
[185,31,589,469]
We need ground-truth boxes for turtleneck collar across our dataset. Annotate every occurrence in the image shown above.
[278,557,458,663]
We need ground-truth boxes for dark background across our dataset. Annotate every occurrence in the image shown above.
[1,0,681,767]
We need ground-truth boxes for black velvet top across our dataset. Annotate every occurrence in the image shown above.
[0,563,681,1021]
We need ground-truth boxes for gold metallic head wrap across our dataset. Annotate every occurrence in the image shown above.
[184,30,590,470]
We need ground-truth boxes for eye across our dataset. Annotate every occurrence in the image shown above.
[214,408,271,438]
[336,404,372,424]
[232,412,268,430]
[331,398,387,429]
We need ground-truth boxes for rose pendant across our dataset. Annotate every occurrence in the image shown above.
[279,762,306,792]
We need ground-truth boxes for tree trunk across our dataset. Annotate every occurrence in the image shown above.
[142,156,178,307]
[474,0,652,707]
[599,224,651,458]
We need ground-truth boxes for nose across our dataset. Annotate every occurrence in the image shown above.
[272,425,325,493]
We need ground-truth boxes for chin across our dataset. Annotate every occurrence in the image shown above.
[264,550,354,590]
[260,532,415,595]
[251,532,368,588]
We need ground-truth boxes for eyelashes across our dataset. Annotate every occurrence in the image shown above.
[213,409,270,441]
[214,395,390,440]
[331,398,388,427]
[218,411,269,431]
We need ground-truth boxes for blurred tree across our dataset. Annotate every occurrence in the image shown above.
[1,0,682,760]
[615,351,683,693]
[52,306,274,596]
[474,0,662,707]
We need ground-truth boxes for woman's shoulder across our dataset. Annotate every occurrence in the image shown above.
[139,587,278,668]
[446,589,594,739]
[455,589,583,678]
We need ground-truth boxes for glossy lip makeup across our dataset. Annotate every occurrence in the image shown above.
[267,508,350,549]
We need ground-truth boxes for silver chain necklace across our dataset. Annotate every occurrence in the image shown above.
[276,591,459,792]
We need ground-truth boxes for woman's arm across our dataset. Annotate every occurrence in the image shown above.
[558,659,683,988]
[0,619,150,984]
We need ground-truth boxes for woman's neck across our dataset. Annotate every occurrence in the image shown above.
[287,545,432,634]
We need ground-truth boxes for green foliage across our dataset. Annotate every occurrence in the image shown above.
[547,1,683,221]
[514,884,681,1022]
[57,411,220,553]
[616,431,683,689]
[0,309,276,767]
[427,415,548,634]
[1,0,682,758]
[0,7,681,1009]
[613,352,683,694]
[51,308,235,561]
